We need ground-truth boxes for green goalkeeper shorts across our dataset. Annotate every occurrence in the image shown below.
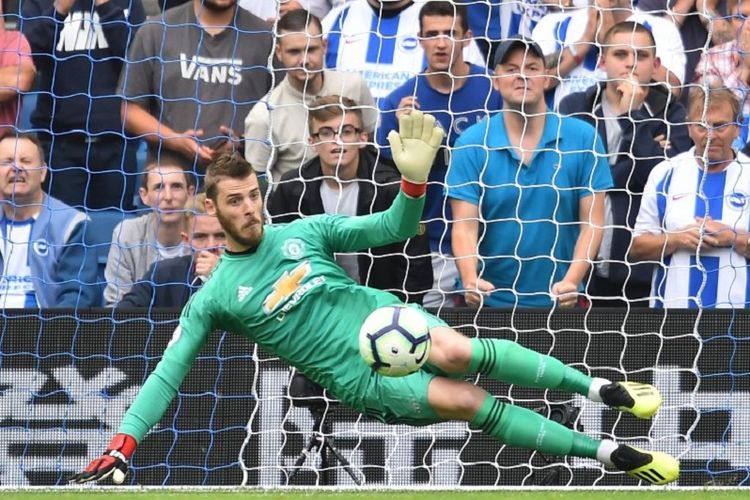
[361,307,449,426]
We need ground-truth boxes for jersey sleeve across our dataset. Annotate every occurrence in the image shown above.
[118,23,158,107]
[117,291,216,442]
[376,92,400,159]
[578,126,613,198]
[357,76,378,134]
[244,99,275,174]
[445,130,487,206]
[314,190,425,253]
[634,162,669,237]
[530,14,560,56]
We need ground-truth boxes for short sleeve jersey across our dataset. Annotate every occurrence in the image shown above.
[322,0,485,100]
[635,149,750,308]
[445,112,613,308]
[119,2,273,149]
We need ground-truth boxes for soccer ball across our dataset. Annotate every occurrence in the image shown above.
[358,306,431,377]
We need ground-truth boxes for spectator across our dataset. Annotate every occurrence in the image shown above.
[693,0,750,136]
[268,95,432,303]
[631,88,750,308]
[639,0,729,102]
[103,152,196,305]
[119,0,273,169]
[0,6,35,138]
[322,0,485,100]
[244,9,376,184]
[446,37,612,308]
[378,0,501,307]
[693,0,748,89]
[457,0,552,65]
[117,193,225,308]
[0,133,97,307]
[532,0,686,107]
[559,21,691,306]
[22,0,144,211]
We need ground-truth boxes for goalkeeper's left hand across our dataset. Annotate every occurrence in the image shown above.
[387,110,444,185]
[68,433,136,484]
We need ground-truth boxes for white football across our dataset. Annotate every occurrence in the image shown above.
[111,468,126,484]
[359,306,431,377]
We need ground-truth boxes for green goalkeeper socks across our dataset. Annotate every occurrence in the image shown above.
[468,338,593,396]
[472,394,601,459]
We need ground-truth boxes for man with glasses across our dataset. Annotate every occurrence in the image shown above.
[694,0,750,150]
[268,94,432,304]
[631,88,750,308]
[244,9,376,186]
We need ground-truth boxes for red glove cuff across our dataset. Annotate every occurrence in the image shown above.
[106,433,137,461]
[401,178,427,198]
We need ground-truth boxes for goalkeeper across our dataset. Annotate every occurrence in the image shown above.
[70,111,679,486]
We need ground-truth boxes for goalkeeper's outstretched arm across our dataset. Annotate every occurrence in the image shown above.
[321,111,444,254]
[69,293,216,484]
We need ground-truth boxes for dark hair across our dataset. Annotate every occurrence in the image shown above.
[603,21,657,55]
[277,8,323,35]
[419,1,469,34]
[308,95,363,133]
[141,149,196,191]
[0,132,46,165]
[205,152,256,202]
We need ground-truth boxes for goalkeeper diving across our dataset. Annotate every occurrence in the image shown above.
[70,111,679,486]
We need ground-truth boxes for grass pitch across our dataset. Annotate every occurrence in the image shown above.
[2,490,746,500]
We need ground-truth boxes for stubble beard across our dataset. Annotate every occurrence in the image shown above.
[215,208,264,250]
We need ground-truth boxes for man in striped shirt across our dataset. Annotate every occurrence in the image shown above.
[322,0,484,100]
[632,88,750,308]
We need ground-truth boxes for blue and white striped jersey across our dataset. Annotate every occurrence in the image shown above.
[322,0,485,99]
[531,8,603,108]
[635,149,750,308]
[532,7,685,109]
[498,0,548,40]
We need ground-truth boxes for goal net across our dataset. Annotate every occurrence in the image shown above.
[0,0,747,490]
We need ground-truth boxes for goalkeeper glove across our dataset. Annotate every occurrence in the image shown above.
[69,433,136,484]
[387,110,444,185]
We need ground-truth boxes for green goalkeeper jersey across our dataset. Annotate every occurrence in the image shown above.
[119,191,425,442]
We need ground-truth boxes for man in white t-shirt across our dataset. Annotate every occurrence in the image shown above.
[322,0,485,100]
[103,152,196,305]
[632,88,750,308]
[532,0,686,107]
[244,9,377,185]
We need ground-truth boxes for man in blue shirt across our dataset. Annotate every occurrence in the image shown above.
[378,0,501,307]
[446,36,613,309]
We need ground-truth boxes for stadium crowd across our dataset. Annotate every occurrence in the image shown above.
[1,0,749,310]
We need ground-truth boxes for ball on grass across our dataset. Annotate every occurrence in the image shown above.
[112,468,126,484]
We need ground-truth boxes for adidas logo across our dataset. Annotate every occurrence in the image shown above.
[237,285,253,302]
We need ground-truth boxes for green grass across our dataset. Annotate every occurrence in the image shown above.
[1,491,746,500]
